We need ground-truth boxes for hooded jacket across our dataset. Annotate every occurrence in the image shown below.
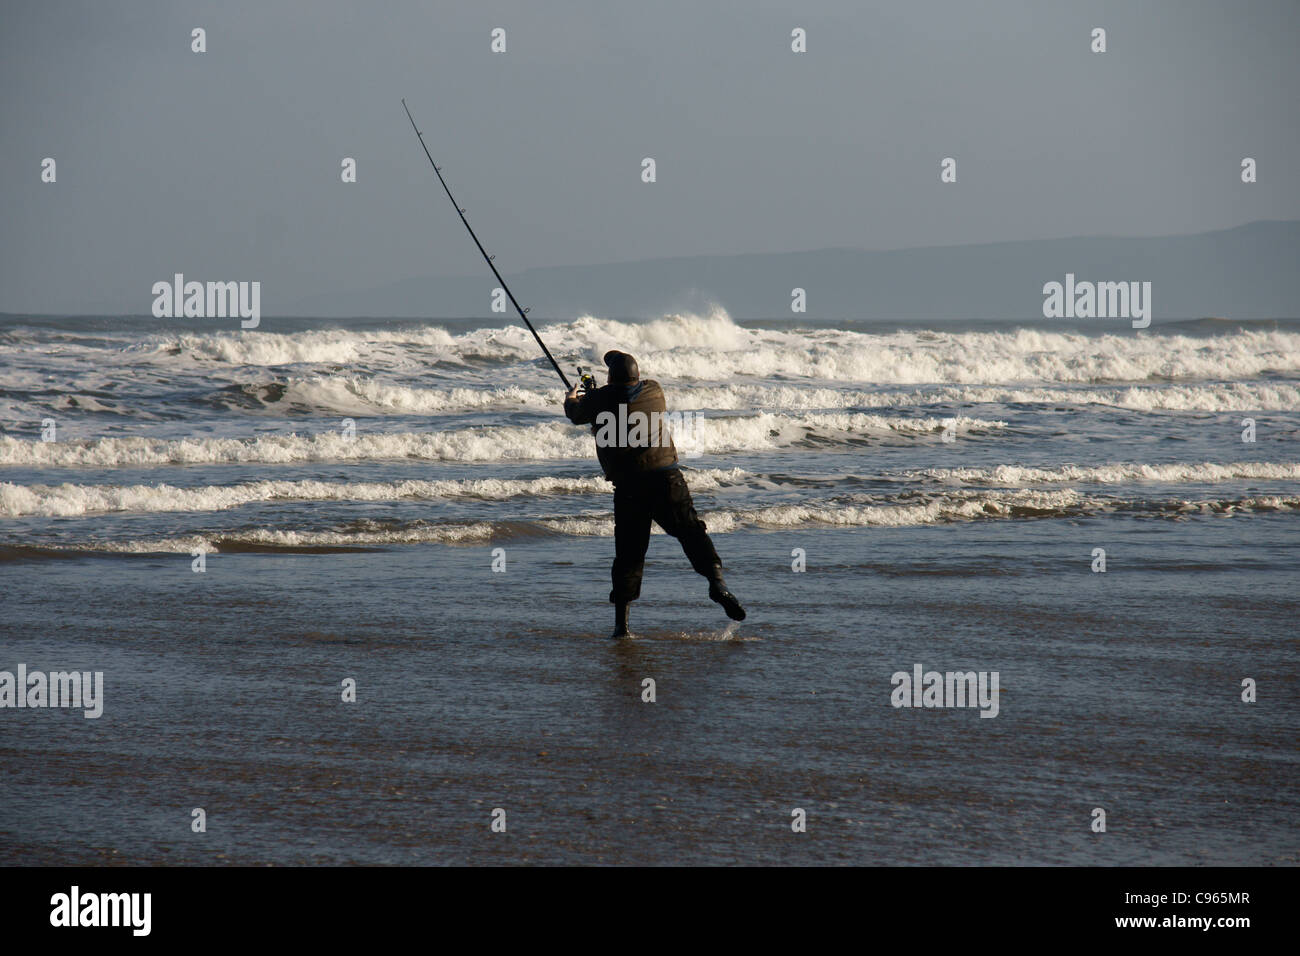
[564,379,679,482]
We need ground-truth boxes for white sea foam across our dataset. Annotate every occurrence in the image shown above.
[14,459,1287,520]
[673,381,1300,413]
[8,460,1289,519]
[272,377,555,414]
[14,310,1297,388]
[200,375,1300,417]
[543,310,1300,385]
[0,411,1001,467]
[540,490,1300,535]
[536,489,1089,535]
[53,525,503,553]
[900,461,1300,486]
[0,469,746,518]
[27,491,1296,553]
[149,326,460,367]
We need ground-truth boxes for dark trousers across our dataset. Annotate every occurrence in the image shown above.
[611,468,721,604]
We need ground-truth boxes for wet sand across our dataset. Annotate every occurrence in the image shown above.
[3,518,1295,865]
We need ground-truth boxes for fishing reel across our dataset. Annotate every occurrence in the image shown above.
[577,366,599,394]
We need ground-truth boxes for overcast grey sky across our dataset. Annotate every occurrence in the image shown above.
[1,0,1297,314]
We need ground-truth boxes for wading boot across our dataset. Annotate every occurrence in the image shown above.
[708,568,746,622]
[611,601,631,638]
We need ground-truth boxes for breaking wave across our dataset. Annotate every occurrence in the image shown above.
[5,460,1292,518]
[10,310,1299,387]
[0,412,1004,468]
[897,461,1300,486]
[7,491,1296,554]
[0,469,746,517]
[204,377,1300,416]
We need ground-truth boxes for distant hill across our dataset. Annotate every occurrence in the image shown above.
[288,219,1300,321]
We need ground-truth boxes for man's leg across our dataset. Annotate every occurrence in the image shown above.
[651,469,746,621]
[650,469,719,576]
[610,478,652,636]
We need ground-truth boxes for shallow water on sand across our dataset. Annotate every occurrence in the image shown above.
[2,517,1295,865]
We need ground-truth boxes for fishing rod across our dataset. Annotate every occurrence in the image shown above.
[401,98,578,391]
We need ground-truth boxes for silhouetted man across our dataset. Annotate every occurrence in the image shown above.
[564,350,745,637]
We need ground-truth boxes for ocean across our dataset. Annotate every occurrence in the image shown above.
[1,310,1296,865]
